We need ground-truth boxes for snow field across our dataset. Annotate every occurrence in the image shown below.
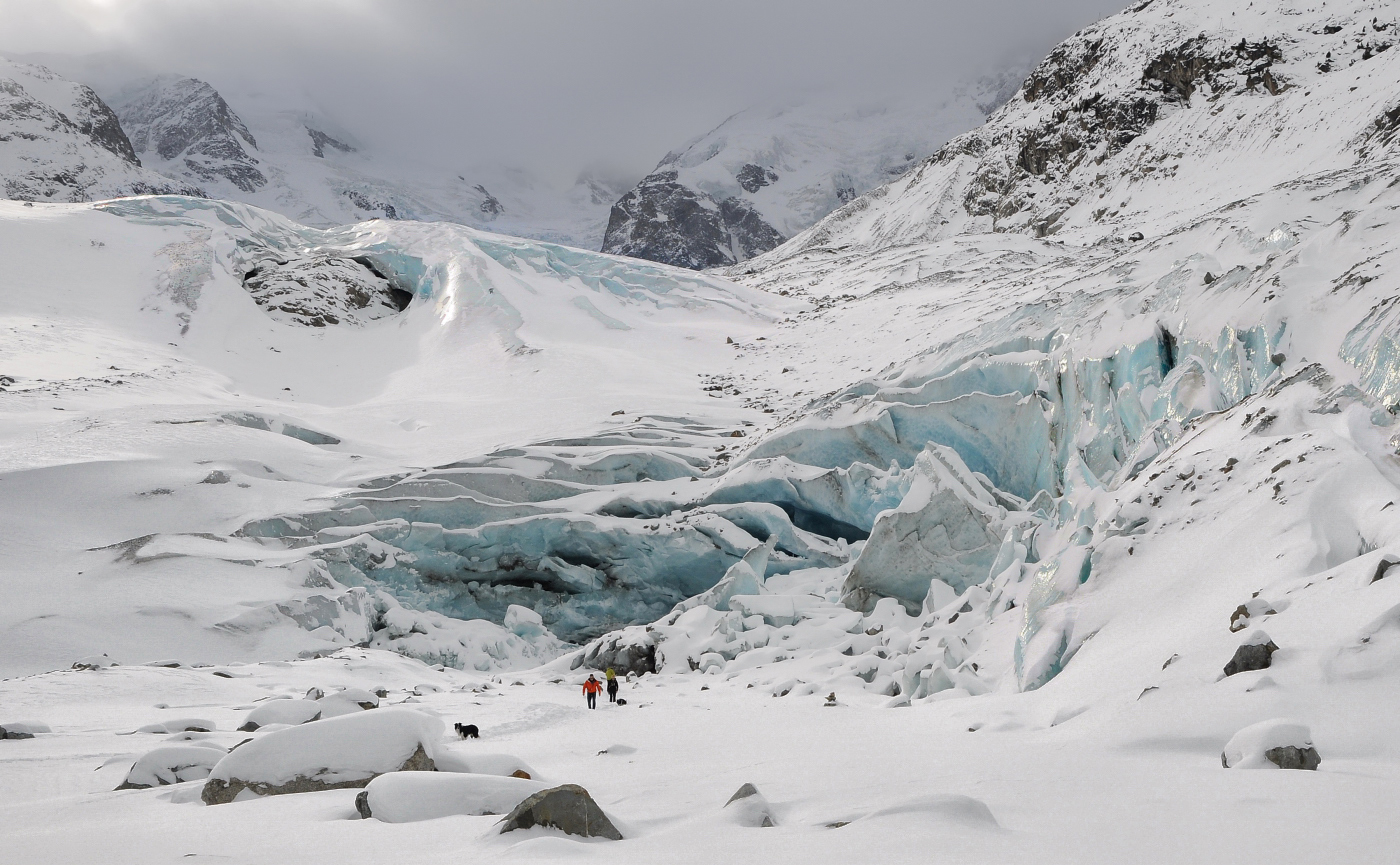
[0,650,1395,863]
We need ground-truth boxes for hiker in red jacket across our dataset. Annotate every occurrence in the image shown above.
[582,674,603,709]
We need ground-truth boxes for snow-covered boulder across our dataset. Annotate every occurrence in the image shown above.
[133,718,216,734]
[1223,630,1279,676]
[433,749,535,779]
[356,772,545,822]
[0,722,50,739]
[202,708,442,804]
[71,655,117,670]
[497,783,623,840]
[116,743,227,790]
[1222,719,1321,770]
[842,444,1003,612]
[314,687,379,719]
[571,626,658,676]
[724,782,776,827]
[237,699,323,732]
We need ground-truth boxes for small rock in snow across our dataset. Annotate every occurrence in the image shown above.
[1224,630,1279,676]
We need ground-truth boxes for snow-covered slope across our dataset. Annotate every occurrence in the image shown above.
[748,0,1400,269]
[600,72,1026,270]
[0,58,200,201]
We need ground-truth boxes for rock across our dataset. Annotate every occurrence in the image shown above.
[360,771,545,823]
[116,743,227,790]
[1229,598,1276,632]
[0,722,49,740]
[237,699,322,732]
[202,708,441,804]
[133,718,216,734]
[1223,630,1279,676]
[432,749,536,779]
[573,627,658,676]
[241,255,412,328]
[725,782,776,827]
[71,654,117,670]
[600,170,785,270]
[498,783,623,840]
[1222,719,1320,770]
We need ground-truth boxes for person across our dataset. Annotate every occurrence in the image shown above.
[582,674,602,709]
[605,667,619,703]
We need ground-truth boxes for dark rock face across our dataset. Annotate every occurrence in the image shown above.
[719,197,785,261]
[475,184,504,216]
[115,77,267,193]
[355,789,373,818]
[342,189,399,220]
[70,87,141,164]
[498,783,623,840]
[201,743,435,805]
[1265,745,1321,770]
[242,255,412,327]
[735,163,778,193]
[601,170,785,270]
[0,726,35,740]
[572,630,657,676]
[1142,36,1286,103]
[1223,639,1279,676]
[307,127,355,158]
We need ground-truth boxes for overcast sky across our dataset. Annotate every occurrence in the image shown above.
[0,0,1128,186]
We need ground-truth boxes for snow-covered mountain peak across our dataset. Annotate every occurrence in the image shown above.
[0,56,200,201]
[113,75,267,193]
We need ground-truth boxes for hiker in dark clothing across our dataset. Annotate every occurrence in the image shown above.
[605,667,619,703]
[583,674,602,709]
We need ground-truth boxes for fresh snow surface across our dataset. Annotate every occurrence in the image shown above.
[4,0,1400,860]
[360,771,545,823]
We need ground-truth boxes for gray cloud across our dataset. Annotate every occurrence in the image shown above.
[0,0,1129,184]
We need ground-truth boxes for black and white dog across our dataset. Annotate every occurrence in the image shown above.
[454,722,479,739]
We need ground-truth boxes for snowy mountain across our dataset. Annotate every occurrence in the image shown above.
[0,58,200,201]
[601,71,1026,269]
[113,76,266,193]
[103,74,630,247]
[746,0,1400,266]
[5,0,1400,860]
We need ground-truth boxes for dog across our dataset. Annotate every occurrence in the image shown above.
[615,698,627,706]
[454,722,479,739]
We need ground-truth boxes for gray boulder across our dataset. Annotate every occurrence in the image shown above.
[498,783,623,840]
[1223,630,1279,676]
[202,709,442,805]
[1264,745,1321,770]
